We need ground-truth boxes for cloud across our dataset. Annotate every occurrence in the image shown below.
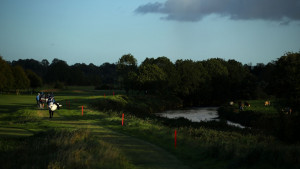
[279,20,291,26]
[135,0,300,22]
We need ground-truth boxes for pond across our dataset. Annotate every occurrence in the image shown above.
[156,107,245,128]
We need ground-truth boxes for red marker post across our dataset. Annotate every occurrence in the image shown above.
[122,113,124,126]
[82,106,83,116]
[175,129,177,148]
[66,100,70,109]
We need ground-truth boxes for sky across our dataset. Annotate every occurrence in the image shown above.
[0,0,299,66]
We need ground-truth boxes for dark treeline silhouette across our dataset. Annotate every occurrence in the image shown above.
[115,53,299,110]
[1,52,299,110]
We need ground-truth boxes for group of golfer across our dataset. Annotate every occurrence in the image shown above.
[36,92,55,109]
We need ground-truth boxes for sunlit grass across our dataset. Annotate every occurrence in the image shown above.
[1,90,300,169]
[0,93,134,169]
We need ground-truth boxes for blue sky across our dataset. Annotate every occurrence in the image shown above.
[1,0,299,66]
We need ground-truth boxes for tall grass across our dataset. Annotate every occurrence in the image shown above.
[95,96,300,169]
[0,129,133,169]
[218,100,300,143]
[104,112,300,169]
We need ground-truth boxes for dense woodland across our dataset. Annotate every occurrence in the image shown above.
[0,52,299,111]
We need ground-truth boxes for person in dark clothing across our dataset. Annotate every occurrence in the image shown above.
[36,93,40,108]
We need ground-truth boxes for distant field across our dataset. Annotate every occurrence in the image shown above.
[233,100,279,114]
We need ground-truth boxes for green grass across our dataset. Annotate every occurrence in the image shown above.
[93,96,300,169]
[1,91,300,169]
[241,100,279,114]
[0,127,32,137]
[0,129,132,169]
[0,92,188,169]
[102,111,300,169]
[218,100,283,127]
[0,93,134,169]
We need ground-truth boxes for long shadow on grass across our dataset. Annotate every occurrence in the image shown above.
[0,127,33,137]
[0,104,35,114]
[0,104,42,123]
[54,113,106,121]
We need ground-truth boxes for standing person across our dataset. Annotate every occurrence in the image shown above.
[36,93,40,108]
[238,101,244,111]
[47,95,54,118]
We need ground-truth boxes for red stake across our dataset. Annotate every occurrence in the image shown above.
[82,106,83,116]
[113,91,115,96]
[175,129,177,148]
[104,93,106,98]
[122,113,124,126]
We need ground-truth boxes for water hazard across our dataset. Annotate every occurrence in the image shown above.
[156,107,245,128]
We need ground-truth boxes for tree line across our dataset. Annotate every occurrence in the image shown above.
[0,52,299,109]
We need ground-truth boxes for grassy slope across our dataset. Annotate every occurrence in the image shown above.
[92,96,300,169]
[1,90,300,169]
[0,92,188,169]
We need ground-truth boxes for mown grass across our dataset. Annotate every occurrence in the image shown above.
[0,91,187,169]
[0,93,134,169]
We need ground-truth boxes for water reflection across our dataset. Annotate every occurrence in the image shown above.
[156,107,245,128]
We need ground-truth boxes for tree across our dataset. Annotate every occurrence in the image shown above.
[46,58,70,84]
[273,52,300,110]
[12,65,30,94]
[41,59,49,68]
[202,58,229,102]
[0,56,14,92]
[99,62,117,87]
[117,53,137,69]
[117,54,138,93]
[41,59,49,80]
[174,60,212,105]
[142,57,179,94]
[26,70,43,92]
[137,64,167,94]
[69,64,86,85]
[225,59,254,99]
[12,59,45,77]
[175,60,203,97]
